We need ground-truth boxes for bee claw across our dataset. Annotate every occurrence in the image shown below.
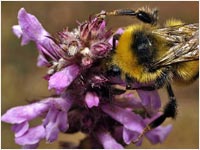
[95,11,107,19]
[132,125,151,144]
[132,138,140,144]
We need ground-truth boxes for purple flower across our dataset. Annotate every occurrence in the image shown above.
[2,8,173,149]
[2,96,72,147]
[102,90,172,146]
[12,8,64,67]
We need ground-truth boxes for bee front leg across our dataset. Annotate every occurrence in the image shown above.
[105,7,158,25]
[112,34,121,51]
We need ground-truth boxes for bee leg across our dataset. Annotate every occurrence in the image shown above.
[112,34,121,50]
[135,8,158,25]
[111,87,126,95]
[133,84,177,143]
[107,65,127,95]
[106,8,158,25]
[163,83,177,119]
[125,74,134,90]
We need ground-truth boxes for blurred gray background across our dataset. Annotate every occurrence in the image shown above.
[2,1,198,149]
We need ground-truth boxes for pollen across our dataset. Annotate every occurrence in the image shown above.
[68,45,79,56]
[80,47,92,56]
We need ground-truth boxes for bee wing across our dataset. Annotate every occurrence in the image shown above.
[152,23,199,69]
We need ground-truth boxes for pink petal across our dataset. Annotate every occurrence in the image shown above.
[85,92,99,108]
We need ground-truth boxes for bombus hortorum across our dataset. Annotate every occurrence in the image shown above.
[97,7,199,142]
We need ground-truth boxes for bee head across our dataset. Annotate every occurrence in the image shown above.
[131,30,156,67]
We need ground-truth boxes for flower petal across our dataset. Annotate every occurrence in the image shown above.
[45,120,60,143]
[37,54,51,67]
[90,41,111,57]
[57,111,69,132]
[108,28,124,45]
[15,125,45,146]
[44,110,68,142]
[14,8,64,66]
[102,104,145,133]
[1,102,48,124]
[114,93,143,109]
[12,25,23,38]
[43,106,58,127]
[85,92,99,108]
[43,96,72,126]
[146,125,173,144]
[97,130,124,149]
[43,96,72,142]
[17,8,50,45]
[137,90,161,115]
[12,121,29,138]
[48,64,80,93]
[22,143,39,149]
[123,127,142,145]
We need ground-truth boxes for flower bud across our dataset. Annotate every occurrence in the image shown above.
[91,41,112,58]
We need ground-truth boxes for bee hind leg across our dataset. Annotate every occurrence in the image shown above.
[146,84,177,128]
[133,83,177,143]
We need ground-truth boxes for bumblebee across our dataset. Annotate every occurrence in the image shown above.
[97,7,199,142]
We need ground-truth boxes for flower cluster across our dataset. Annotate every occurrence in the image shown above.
[2,8,172,149]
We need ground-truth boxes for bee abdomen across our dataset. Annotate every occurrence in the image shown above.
[174,60,199,84]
